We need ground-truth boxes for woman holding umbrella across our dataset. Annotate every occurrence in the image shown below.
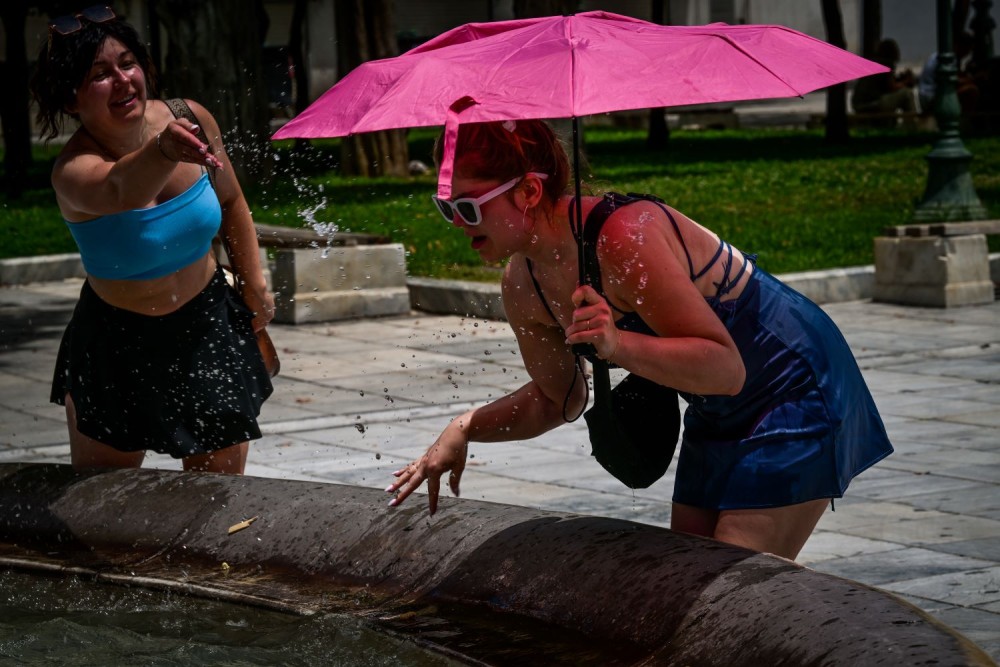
[387,119,893,561]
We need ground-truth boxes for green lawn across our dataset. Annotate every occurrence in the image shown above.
[4,125,998,280]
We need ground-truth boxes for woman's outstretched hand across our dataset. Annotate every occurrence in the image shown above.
[566,285,621,361]
[386,412,470,514]
[156,119,224,170]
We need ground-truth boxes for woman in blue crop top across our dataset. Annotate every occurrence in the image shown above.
[31,10,273,474]
[386,119,893,560]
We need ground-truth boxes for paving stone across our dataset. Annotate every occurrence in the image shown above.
[881,566,1000,607]
[839,513,1000,547]
[809,546,995,585]
[796,531,906,565]
[929,536,1000,562]
[905,483,1000,518]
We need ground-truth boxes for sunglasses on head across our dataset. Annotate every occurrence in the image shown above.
[49,5,116,37]
[432,172,548,225]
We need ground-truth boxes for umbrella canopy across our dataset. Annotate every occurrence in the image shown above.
[273,10,885,142]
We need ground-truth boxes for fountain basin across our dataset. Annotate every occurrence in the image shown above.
[0,463,992,666]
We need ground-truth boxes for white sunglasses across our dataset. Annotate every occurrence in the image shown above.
[432,172,548,225]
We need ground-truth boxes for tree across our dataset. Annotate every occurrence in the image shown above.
[288,0,310,117]
[647,0,670,151]
[860,0,882,59]
[334,0,408,177]
[152,0,273,185]
[513,0,578,16]
[0,3,34,195]
[821,0,850,143]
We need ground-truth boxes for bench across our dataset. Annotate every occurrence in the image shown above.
[874,219,1000,307]
[882,220,1000,238]
[253,222,390,248]
[807,111,933,131]
[220,223,408,324]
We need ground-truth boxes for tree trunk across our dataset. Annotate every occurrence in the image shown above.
[287,0,311,155]
[647,0,670,150]
[152,0,272,185]
[334,0,408,177]
[513,0,579,16]
[821,0,850,144]
[0,4,33,196]
[860,0,882,59]
[289,0,310,115]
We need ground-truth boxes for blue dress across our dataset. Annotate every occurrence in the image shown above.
[535,193,893,510]
[667,267,893,509]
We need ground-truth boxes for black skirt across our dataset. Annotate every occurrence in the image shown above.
[51,267,273,457]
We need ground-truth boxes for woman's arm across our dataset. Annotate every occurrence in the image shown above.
[52,115,220,219]
[188,100,274,330]
[387,261,587,513]
[566,203,745,396]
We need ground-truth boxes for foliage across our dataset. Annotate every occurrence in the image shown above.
[4,126,999,279]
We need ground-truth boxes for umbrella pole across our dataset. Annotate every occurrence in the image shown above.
[571,116,597,359]
[572,116,585,287]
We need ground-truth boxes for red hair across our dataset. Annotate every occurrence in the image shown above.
[435,119,570,205]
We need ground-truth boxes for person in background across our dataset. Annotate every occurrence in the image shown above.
[30,6,273,473]
[918,31,979,115]
[852,38,917,117]
[385,119,893,561]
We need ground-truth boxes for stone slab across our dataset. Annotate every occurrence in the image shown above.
[874,235,995,307]
[271,245,410,323]
[407,276,505,320]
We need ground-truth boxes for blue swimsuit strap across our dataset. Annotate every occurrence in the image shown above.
[713,241,749,299]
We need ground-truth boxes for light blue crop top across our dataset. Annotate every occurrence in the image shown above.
[65,173,221,280]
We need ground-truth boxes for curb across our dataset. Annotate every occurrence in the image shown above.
[0,254,84,286]
[406,265,879,322]
[4,253,999,322]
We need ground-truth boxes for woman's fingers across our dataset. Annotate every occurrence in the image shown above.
[448,460,464,497]
[160,121,224,169]
[386,452,464,513]
[572,284,601,308]
[387,462,424,507]
[426,473,441,515]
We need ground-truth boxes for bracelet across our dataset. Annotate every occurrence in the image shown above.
[604,330,621,362]
[156,132,175,161]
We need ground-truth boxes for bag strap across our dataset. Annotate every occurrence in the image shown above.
[580,192,665,293]
[164,98,217,190]
[163,97,236,268]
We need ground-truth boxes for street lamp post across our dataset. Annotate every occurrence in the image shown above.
[913,0,988,222]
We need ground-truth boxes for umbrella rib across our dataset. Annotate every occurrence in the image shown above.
[707,27,806,96]
[567,17,578,117]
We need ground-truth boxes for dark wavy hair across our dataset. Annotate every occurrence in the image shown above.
[30,14,158,142]
[434,119,572,207]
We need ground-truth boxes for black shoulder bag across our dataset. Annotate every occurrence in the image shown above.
[580,193,681,489]
[164,98,280,378]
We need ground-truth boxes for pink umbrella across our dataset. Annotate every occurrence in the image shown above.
[273,10,885,194]
[272,10,885,328]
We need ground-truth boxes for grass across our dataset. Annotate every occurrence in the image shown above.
[4,125,999,279]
